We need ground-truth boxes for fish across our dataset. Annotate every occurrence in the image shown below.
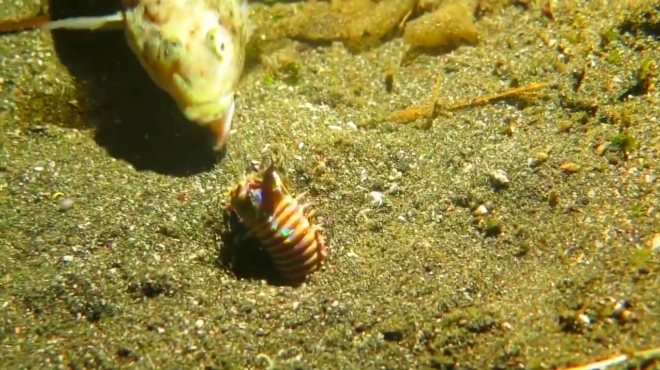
[43,0,250,150]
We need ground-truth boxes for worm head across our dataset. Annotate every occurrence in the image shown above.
[229,175,266,225]
[262,164,289,194]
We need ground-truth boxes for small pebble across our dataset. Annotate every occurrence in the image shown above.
[529,152,549,167]
[560,163,580,174]
[558,120,572,133]
[59,198,74,211]
[535,151,549,163]
[489,169,510,188]
[474,204,489,216]
[369,191,384,207]
[594,143,608,156]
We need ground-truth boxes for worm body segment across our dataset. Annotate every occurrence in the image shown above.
[229,165,326,282]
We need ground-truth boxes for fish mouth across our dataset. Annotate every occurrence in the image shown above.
[207,96,236,151]
[176,92,235,151]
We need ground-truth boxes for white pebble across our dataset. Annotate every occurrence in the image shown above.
[489,169,510,188]
[369,191,384,207]
[59,198,74,211]
[474,204,489,216]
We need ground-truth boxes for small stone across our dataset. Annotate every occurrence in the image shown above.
[62,255,74,263]
[489,169,510,188]
[369,191,384,207]
[560,163,580,173]
[535,152,549,163]
[558,120,572,133]
[474,204,489,216]
[594,143,608,156]
[59,198,74,211]
[529,152,549,167]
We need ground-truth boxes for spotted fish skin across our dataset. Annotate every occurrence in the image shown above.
[229,165,327,283]
[43,0,249,150]
[124,0,248,149]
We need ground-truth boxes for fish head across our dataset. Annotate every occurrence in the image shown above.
[124,0,248,149]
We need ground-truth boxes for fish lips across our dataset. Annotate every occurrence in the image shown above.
[180,93,236,151]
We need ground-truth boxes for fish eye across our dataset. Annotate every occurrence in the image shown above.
[207,28,228,58]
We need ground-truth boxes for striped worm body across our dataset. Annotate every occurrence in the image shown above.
[228,164,326,282]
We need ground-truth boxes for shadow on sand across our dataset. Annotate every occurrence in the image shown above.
[47,0,222,176]
[214,209,302,288]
